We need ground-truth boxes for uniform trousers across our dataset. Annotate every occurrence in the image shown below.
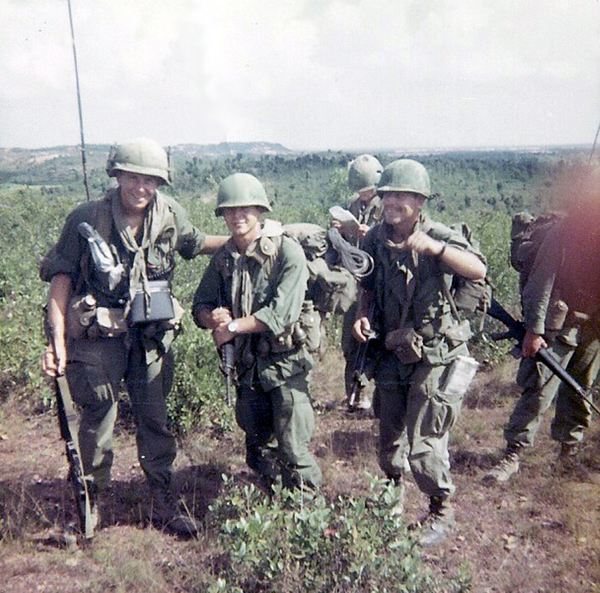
[66,328,176,490]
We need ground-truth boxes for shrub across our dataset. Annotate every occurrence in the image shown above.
[204,475,472,593]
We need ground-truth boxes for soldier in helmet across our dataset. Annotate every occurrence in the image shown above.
[353,159,486,546]
[192,173,322,495]
[40,138,227,537]
[332,154,383,411]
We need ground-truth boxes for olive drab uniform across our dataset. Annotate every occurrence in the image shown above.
[504,221,600,452]
[40,187,206,492]
[361,213,485,499]
[192,224,323,491]
[341,153,384,408]
[341,194,383,402]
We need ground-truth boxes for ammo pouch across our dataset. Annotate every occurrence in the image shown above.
[66,294,98,340]
[95,307,128,337]
[66,294,128,339]
[129,280,175,325]
[385,327,423,364]
[444,319,473,348]
[260,301,321,354]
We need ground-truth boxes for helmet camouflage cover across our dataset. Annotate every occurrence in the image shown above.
[106,137,171,185]
[347,154,383,192]
[215,173,272,216]
[377,159,431,199]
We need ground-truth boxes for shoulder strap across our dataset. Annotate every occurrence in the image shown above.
[76,195,114,295]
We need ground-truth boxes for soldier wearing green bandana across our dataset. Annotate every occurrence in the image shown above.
[40,138,226,537]
[354,159,486,546]
[192,173,322,494]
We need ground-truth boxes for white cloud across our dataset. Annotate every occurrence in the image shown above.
[0,0,597,149]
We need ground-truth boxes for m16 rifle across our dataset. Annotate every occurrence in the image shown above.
[487,298,600,416]
[348,300,378,411]
[217,286,235,407]
[347,326,377,411]
[49,332,94,539]
[219,341,235,407]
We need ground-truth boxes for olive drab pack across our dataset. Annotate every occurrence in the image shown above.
[510,211,565,292]
[282,223,358,316]
[448,222,492,314]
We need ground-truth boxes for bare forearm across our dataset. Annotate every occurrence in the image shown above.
[47,274,72,341]
[201,235,229,254]
[438,244,487,280]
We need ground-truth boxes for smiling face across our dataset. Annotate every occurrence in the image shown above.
[222,205,264,245]
[381,191,425,230]
[116,171,161,216]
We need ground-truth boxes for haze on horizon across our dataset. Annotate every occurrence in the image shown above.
[1,0,598,152]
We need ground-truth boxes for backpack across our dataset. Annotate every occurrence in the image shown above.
[448,222,492,314]
[282,222,358,315]
[510,211,565,292]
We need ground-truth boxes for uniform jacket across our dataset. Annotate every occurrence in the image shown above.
[40,188,205,308]
[523,219,600,340]
[192,228,312,391]
[361,213,484,366]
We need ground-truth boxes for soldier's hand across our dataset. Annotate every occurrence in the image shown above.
[209,307,233,329]
[521,330,547,358]
[213,323,235,348]
[357,224,370,239]
[353,317,371,343]
[330,220,343,230]
[42,343,66,377]
[399,231,444,256]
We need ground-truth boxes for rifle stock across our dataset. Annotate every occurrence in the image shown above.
[487,298,600,416]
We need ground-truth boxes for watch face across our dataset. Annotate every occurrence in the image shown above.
[228,321,238,333]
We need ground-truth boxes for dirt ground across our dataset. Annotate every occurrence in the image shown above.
[1,356,599,592]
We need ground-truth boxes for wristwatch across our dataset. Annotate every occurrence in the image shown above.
[227,320,239,334]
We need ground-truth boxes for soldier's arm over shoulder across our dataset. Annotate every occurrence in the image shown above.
[433,224,486,281]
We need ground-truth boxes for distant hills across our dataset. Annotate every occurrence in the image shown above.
[0,141,294,163]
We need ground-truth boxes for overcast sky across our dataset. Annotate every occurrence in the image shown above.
[1,0,598,151]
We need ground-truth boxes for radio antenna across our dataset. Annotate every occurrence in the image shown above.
[589,119,600,164]
[66,0,91,201]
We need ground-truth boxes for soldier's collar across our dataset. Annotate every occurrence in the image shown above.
[245,219,284,263]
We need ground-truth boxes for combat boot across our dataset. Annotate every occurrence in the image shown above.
[148,485,198,538]
[558,442,579,459]
[482,447,520,484]
[556,442,580,472]
[415,496,456,547]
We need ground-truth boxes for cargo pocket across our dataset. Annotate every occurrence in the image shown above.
[420,365,467,438]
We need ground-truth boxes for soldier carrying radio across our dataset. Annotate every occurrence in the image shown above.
[484,165,600,484]
[40,138,226,537]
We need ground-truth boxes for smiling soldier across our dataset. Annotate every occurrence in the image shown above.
[40,138,226,537]
[353,159,486,546]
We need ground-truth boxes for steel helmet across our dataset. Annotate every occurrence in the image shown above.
[215,173,272,216]
[347,154,383,192]
[106,138,171,185]
[377,159,431,198]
